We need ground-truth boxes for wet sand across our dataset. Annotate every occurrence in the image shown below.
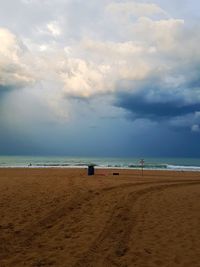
[0,168,200,267]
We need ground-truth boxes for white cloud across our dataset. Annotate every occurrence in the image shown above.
[60,58,113,98]
[46,21,62,37]
[1,1,200,128]
[106,2,168,18]
[0,28,35,88]
[21,0,50,5]
[83,39,145,57]
[132,17,184,51]
[0,9,194,101]
[36,21,62,38]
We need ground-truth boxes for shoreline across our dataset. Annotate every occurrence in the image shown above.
[1,166,200,172]
[1,156,200,172]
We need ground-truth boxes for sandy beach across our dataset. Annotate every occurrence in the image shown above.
[0,168,200,267]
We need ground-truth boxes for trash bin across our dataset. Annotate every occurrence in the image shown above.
[88,165,95,176]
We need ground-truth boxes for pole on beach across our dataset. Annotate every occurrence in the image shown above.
[140,159,144,176]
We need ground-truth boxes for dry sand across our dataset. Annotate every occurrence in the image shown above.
[0,168,200,267]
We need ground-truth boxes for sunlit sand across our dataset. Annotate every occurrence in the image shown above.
[0,168,200,266]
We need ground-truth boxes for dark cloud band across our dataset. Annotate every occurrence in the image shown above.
[115,89,200,121]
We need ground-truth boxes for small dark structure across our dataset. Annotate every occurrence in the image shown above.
[113,172,119,175]
[88,165,95,176]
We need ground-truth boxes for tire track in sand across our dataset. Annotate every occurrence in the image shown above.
[19,179,199,245]
[73,180,200,267]
[5,179,200,266]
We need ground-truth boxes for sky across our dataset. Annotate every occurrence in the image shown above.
[0,0,200,157]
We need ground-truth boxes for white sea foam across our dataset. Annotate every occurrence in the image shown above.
[0,156,200,171]
[167,165,200,171]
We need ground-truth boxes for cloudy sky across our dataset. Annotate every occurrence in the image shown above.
[0,0,200,157]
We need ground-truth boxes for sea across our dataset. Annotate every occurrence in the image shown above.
[0,156,200,171]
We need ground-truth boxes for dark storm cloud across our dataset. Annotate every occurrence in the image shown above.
[115,89,200,121]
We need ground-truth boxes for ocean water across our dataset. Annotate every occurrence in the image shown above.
[0,156,200,171]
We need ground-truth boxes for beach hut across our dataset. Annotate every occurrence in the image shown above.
[88,164,95,176]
